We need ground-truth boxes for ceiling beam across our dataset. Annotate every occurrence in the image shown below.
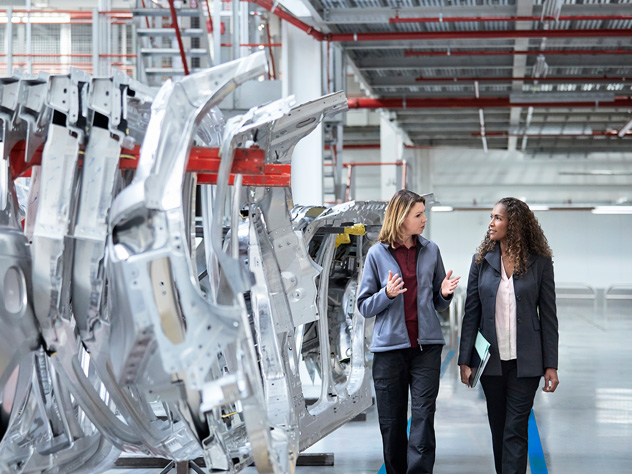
[354,56,631,70]
[329,29,632,42]
[403,49,632,57]
[347,97,632,109]
[344,38,632,50]
[317,4,631,24]
[366,75,632,87]
[389,14,632,24]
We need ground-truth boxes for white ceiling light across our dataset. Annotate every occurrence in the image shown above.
[541,0,565,21]
[510,92,615,103]
[591,206,632,215]
[0,12,71,24]
[559,170,632,176]
[533,55,548,79]
[618,118,632,138]
[277,0,312,17]
[431,206,454,212]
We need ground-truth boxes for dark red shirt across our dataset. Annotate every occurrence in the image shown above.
[392,236,419,348]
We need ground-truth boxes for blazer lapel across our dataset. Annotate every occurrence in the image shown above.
[484,246,502,274]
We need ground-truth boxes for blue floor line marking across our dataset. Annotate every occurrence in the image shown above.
[440,349,455,378]
[376,349,454,474]
[528,409,549,474]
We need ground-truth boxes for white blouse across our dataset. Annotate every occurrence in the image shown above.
[495,257,517,361]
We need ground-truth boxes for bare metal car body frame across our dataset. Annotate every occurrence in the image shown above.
[0,53,388,474]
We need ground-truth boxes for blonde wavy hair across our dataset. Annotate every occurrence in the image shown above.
[378,190,425,247]
[475,197,553,275]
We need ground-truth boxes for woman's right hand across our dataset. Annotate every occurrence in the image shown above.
[385,270,407,299]
[460,365,472,387]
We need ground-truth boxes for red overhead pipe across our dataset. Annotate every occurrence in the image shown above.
[220,43,282,47]
[1,9,132,19]
[325,144,381,150]
[415,76,632,83]
[329,29,632,42]
[405,48,632,57]
[140,1,152,36]
[243,0,325,41]
[341,161,405,167]
[471,131,631,137]
[265,19,277,80]
[242,2,632,43]
[10,142,290,187]
[203,0,213,33]
[347,97,632,109]
[390,14,632,24]
[167,0,189,76]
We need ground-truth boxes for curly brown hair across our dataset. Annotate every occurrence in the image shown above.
[475,197,553,275]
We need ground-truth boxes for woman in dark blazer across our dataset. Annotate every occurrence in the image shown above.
[458,197,559,474]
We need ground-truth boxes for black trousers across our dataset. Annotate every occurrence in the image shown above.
[480,360,540,474]
[372,345,441,474]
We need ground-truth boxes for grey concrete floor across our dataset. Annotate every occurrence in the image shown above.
[109,299,632,473]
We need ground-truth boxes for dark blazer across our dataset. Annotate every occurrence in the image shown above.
[458,246,558,378]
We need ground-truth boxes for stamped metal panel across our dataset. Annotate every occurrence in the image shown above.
[295,201,387,451]
[0,75,29,214]
[0,75,121,473]
[72,73,128,337]
[68,74,201,461]
[142,51,268,212]
[0,76,27,163]
[28,71,151,454]
[107,54,267,399]
[254,92,348,328]
[16,73,52,164]
[201,99,300,473]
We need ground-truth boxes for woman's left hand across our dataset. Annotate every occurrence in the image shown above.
[441,270,461,297]
[542,368,559,393]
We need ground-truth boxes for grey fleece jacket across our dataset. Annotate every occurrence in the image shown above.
[357,236,453,352]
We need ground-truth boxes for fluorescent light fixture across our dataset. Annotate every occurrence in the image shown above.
[618,118,632,138]
[533,55,548,79]
[541,0,565,21]
[277,0,313,18]
[528,205,550,211]
[522,125,593,136]
[431,206,454,212]
[559,170,632,176]
[510,92,615,104]
[0,12,72,24]
[591,206,632,214]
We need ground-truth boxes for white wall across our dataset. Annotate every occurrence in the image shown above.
[343,149,381,201]
[409,147,632,207]
[428,209,632,290]
[281,22,323,206]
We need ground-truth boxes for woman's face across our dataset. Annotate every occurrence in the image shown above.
[401,202,427,239]
[489,203,508,242]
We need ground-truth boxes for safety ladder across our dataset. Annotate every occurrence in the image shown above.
[132,0,212,87]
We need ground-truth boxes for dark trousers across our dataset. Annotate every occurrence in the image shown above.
[480,360,540,474]
[372,345,441,474]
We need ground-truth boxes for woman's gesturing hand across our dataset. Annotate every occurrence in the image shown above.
[385,270,406,299]
[441,270,461,297]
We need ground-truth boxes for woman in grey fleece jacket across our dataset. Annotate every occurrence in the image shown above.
[357,189,459,474]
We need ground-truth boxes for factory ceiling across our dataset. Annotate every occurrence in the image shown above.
[298,0,632,155]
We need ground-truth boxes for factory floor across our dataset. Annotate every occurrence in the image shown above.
[110,299,632,474]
